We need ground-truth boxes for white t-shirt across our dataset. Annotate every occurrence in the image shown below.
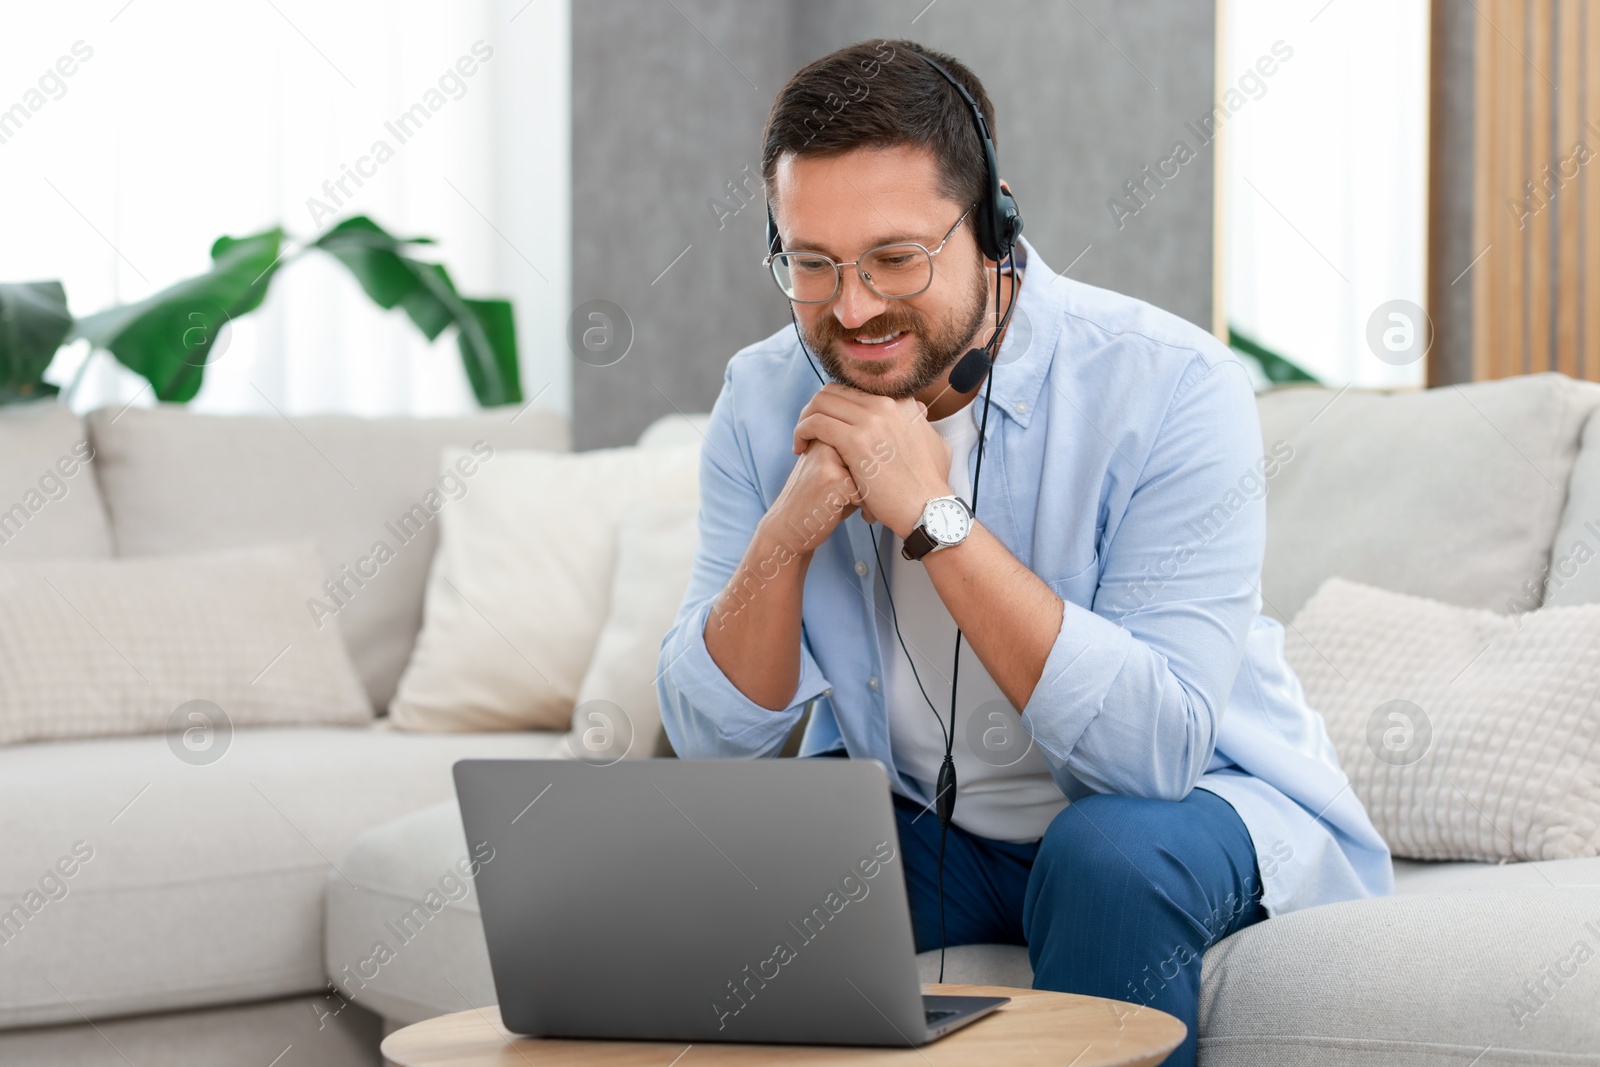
[871,398,1072,843]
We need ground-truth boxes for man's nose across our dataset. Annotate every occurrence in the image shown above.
[832,266,889,330]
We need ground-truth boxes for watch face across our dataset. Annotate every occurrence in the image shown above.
[924,498,971,546]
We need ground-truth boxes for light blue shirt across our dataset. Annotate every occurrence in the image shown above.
[658,236,1393,915]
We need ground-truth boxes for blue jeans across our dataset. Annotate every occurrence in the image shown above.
[890,787,1267,1067]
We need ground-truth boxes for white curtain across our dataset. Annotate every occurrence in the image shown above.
[1223,0,1430,388]
[1,0,570,418]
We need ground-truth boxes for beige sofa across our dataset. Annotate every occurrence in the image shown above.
[4,372,1600,1065]
[0,402,570,1067]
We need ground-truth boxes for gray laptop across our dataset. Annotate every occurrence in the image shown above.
[452,757,1008,1046]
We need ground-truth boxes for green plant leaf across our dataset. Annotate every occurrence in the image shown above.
[1227,326,1320,386]
[309,216,454,339]
[71,229,285,402]
[456,297,521,407]
[309,216,435,307]
[400,262,457,341]
[312,216,520,406]
[408,263,519,407]
[42,213,518,410]
[0,280,73,403]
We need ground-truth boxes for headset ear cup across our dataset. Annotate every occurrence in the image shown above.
[975,193,1022,262]
[995,188,1023,259]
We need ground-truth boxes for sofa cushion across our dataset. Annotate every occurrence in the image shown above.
[0,541,371,745]
[0,725,563,1030]
[1285,577,1600,862]
[0,994,381,1067]
[1545,403,1600,607]
[913,944,1035,988]
[86,404,569,710]
[635,412,711,448]
[934,877,1600,1061]
[562,500,700,762]
[1392,855,1600,894]
[388,444,699,732]
[1255,373,1600,621]
[1198,885,1600,1063]
[325,801,494,1025]
[0,400,110,559]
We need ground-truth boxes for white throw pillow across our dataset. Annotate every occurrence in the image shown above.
[1284,577,1600,862]
[560,500,700,762]
[389,444,700,731]
[0,541,371,745]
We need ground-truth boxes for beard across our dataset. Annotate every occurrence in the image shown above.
[804,259,991,399]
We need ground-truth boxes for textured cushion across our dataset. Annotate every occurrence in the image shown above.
[0,400,110,559]
[0,541,370,745]
[1255,373,1600,621]
[1198,886,1600,1063]
[86,404,569,710]
[389,444,700,732]
[561,500,700,762]
[1284,577,1600,862]
[1545,403,1600,607]
[0,725,564,1030]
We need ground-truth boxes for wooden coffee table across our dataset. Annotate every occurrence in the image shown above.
[381,984,1185,1066]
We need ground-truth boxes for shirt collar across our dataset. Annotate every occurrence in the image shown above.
[976,235,1065,433]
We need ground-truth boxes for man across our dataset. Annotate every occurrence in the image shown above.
[658,39,1391,1066]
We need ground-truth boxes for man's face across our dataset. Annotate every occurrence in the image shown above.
[770,145,990,399]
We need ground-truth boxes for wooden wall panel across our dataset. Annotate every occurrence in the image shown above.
[1529,0,1553,377]
[1474,0,1600,382]
[1557,0,1581,377]
[1586,0,1600,380]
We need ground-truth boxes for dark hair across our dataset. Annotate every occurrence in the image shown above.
[760,40,995,213]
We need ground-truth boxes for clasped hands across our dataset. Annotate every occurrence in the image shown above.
[778,382,957,549]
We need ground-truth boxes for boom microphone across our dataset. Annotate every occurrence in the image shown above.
[948,347,991,394]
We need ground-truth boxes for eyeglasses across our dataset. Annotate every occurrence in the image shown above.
[764,205,975,304]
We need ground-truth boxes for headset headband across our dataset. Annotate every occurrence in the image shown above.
[765,45,1023,263]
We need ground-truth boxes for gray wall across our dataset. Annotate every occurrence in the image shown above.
[572,0,1218,448]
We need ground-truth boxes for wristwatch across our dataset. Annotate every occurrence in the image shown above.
[901,495,973,561]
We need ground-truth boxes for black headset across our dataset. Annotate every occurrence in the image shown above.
[767,45,1024,983]
[766,54,1021,261]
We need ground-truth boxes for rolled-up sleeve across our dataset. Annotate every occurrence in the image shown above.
[656,368,833,758]
[1021,357,1263,801]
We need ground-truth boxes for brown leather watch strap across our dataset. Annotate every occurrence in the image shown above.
[900,524,939,561]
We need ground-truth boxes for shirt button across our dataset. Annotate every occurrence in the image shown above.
[855,561,868,577]
[868,676,880,691]
[1015,401,1028,414]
